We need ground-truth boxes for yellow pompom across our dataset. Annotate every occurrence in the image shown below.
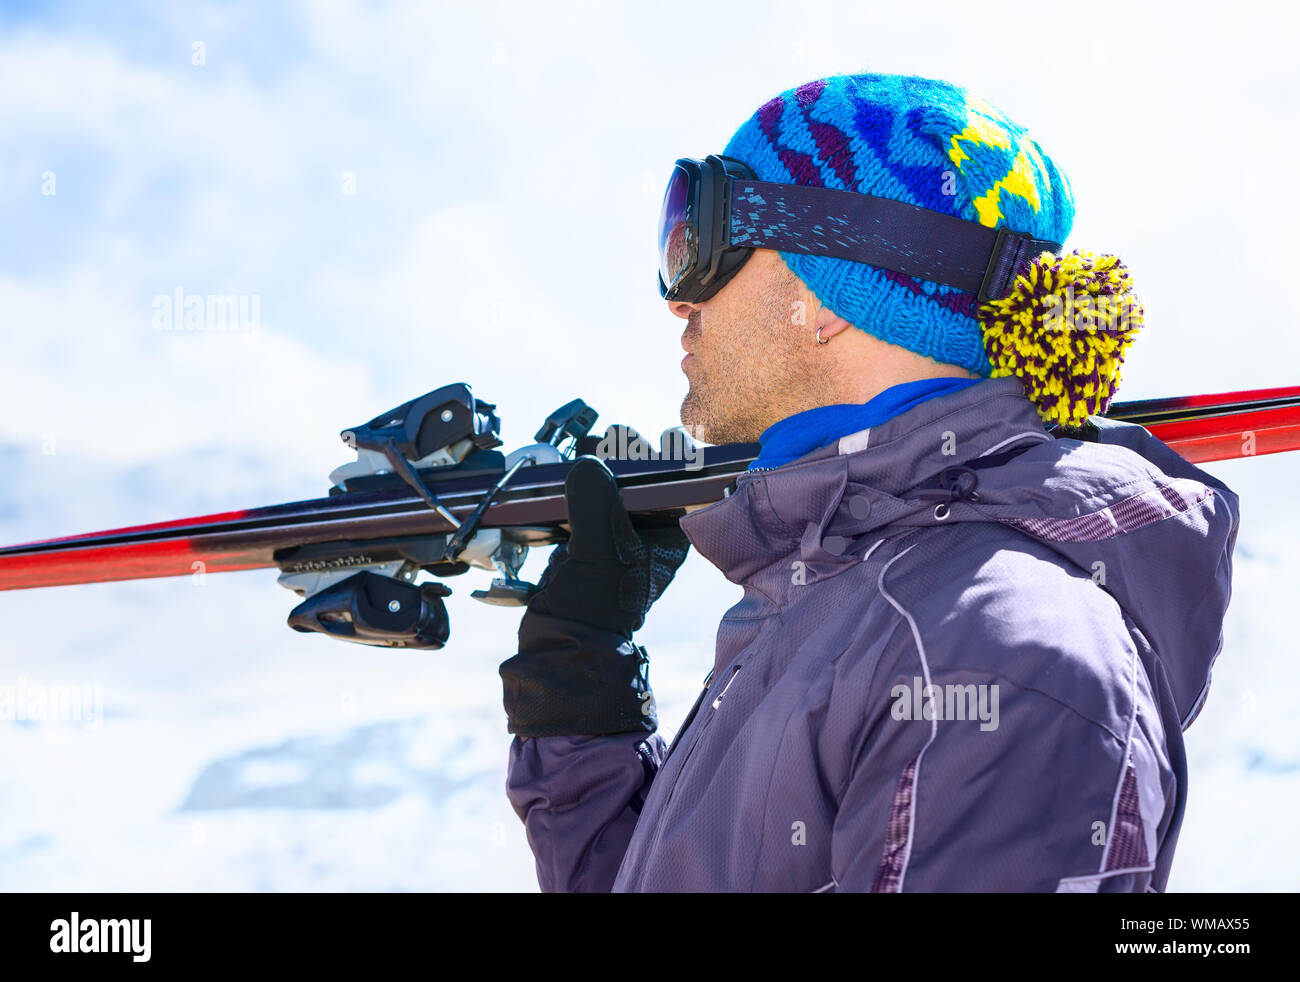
[979,249,1142,428]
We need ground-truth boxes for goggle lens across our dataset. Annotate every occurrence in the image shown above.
[658,164,695,293]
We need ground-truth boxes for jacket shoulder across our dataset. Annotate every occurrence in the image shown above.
[865,522,1140,740]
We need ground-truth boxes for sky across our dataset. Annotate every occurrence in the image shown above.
[1,0,1298,891]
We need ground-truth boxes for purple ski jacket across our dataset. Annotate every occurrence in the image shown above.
[505,377,1240,892]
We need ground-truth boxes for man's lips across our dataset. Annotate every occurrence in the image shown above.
[681,328,701,371]
[681,332,698,368]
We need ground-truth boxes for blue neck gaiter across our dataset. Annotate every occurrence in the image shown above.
[748,377,982,470]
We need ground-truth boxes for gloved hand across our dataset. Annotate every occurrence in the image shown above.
[499,454,691,738]
[530,452,692,637]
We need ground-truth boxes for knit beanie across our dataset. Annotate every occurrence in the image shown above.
[722,73,1142,428]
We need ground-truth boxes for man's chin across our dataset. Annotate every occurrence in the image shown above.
[680,401,708,445]
[682,406,762,447]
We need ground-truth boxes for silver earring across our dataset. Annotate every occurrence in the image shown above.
[816,326,829,345]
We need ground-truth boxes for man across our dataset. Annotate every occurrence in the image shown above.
[499,73,1238,891]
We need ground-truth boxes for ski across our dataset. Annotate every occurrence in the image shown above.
[1,382,1297,644]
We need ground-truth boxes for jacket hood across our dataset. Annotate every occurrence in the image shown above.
[679,377,1240,729]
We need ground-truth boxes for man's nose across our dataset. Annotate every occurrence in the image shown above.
[666,299,697,320]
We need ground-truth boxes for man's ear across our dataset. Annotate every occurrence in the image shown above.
[814,302,855,342]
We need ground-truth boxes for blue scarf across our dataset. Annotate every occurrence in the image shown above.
[748,377,982,470]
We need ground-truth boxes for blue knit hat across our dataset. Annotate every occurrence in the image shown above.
[722,73,1075,374]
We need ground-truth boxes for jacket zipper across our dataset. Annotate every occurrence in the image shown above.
[710,665,742,708]
[665,668,714,759]
[657,664,739,790]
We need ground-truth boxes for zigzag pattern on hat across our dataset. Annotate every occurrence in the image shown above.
[722,73,1074,373]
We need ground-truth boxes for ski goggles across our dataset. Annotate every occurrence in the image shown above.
[657,154,1063,305]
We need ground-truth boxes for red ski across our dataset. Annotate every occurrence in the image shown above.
[0,382,1296,647]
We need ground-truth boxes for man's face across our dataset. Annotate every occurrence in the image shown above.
[670,248,821,445]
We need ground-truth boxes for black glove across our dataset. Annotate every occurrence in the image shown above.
[531,452,692,637]
[499,454,691,738]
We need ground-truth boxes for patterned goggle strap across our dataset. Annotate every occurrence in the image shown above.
[727,179,1061,303]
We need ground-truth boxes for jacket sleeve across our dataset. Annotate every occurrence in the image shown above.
[507,730,666,892]
[830,625,1173,892]
[501,610,668,892]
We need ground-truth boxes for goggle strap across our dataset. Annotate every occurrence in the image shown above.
[728,179,1061,303]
